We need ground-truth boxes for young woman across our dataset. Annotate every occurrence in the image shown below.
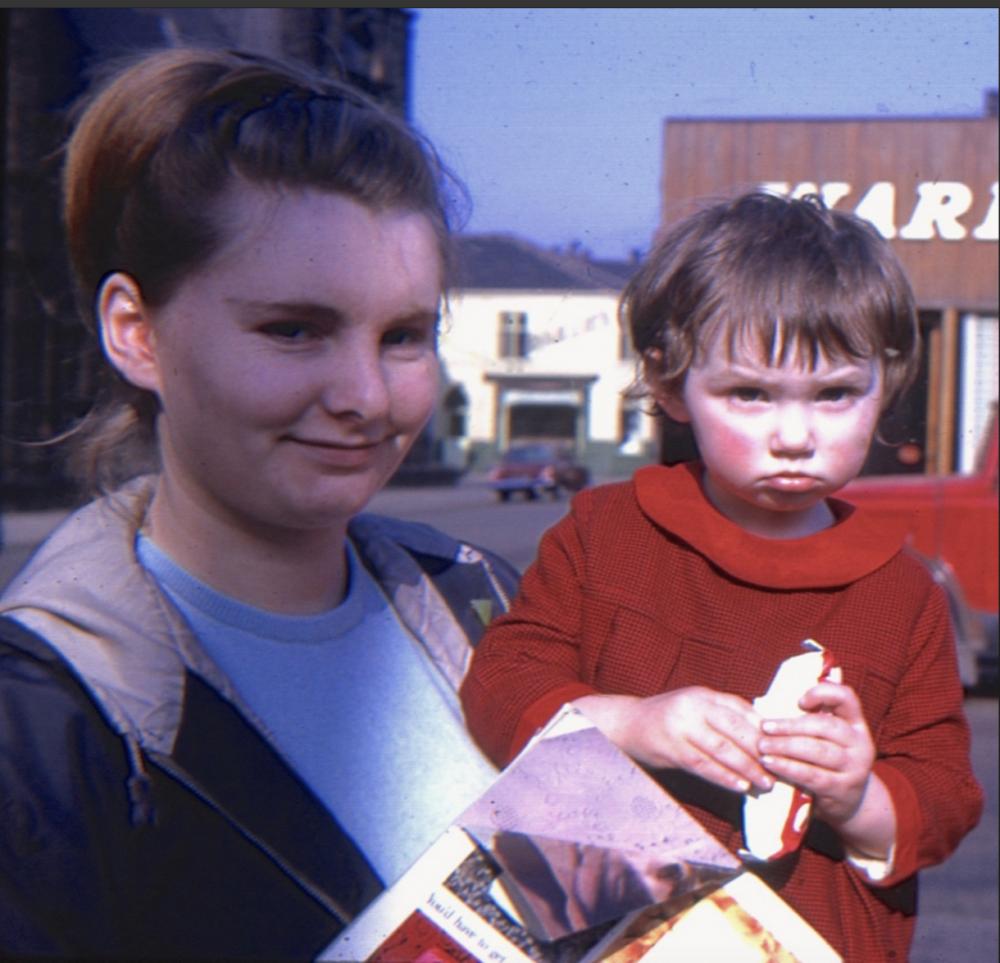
[0,47,518,958]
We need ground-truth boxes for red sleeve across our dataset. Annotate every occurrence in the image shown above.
[460,494,600,766]
[866,583,983,886]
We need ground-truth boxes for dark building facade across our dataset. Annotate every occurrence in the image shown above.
[0,7,413,506]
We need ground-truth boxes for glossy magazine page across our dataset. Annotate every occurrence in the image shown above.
[321,705,744,962]
[581,872,841,962]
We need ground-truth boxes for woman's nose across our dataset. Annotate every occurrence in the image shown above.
[320,346,391,420]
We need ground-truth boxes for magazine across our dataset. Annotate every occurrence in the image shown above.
[319,705,839,962]
[580,871,841,962]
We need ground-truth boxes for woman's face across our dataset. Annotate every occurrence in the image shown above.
[132,185,442,535]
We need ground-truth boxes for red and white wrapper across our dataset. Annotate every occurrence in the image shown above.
[741,640,842,862]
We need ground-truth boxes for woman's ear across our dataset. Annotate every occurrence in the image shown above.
[97,273,161,393]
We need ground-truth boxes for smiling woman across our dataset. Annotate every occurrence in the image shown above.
[99,190,445,602]
[0,47,519,958]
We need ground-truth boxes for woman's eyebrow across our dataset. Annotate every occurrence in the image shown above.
[224,299,440,326]
[224,298,346,323]
[394,308,442,326]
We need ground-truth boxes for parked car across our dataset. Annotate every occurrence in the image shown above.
[840,410,998,693]
[488,443,591,502]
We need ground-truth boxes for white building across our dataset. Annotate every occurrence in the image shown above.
[436,234,659,478]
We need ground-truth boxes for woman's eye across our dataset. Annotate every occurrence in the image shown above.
[260,322,315,342]
[383,326,435,349]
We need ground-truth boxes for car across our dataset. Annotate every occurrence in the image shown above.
[840,410,998,693]
[488,443,591,502]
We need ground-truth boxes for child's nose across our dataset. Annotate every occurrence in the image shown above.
[770,405,815,455]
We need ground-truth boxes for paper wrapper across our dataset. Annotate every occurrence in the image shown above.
[741,640,842,863]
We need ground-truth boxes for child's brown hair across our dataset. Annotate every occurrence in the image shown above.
[622,190,920,410]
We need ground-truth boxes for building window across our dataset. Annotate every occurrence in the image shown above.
[958,313,999,473]
[498,311,529,359]
[619,402,643,455]
[509,403,577,442]
[444,384,469,438]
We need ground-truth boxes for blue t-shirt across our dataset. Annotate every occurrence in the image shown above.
[136,534,497,885]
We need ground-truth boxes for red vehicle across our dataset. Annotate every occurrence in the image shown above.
[488,443,591,502]
[840,412,998,691]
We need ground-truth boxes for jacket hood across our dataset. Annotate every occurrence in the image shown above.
[0,477,230,753]
[0,476,515,755]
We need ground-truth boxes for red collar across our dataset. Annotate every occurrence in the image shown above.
[634,462,908,589]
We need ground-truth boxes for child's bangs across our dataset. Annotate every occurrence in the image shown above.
[716,314,878,372]
[708,267,883,372]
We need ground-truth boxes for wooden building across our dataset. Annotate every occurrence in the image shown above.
[656,102,999,477]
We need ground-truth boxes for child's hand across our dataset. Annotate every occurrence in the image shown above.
[573,688,774,794]
[756,681,875,828]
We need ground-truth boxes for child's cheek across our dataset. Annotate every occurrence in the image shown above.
[703,422,760,471]
[718,421,760,458]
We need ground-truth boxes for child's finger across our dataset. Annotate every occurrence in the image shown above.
[686,747,766,794]
[759,733,849,772]
[709,691,765,730]
[798,681,862,719]
[695,728,774,792]
[761,712,853,744]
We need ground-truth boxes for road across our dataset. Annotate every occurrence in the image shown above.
[1,476,997,959]
[370,473,576,572]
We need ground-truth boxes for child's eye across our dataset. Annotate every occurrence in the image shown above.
[730,386,768,404]
[817,386,858,403]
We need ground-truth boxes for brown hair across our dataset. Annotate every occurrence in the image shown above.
[62,45,463,493]
[622,190,920,410]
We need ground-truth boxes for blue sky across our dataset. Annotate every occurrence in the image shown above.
[410,8,999,259]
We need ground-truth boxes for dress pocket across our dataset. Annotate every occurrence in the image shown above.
[589,604,684,695]
[670,634,746,695]
[855,665,897,732]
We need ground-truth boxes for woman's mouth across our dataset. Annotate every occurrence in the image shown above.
[286,436,383,469]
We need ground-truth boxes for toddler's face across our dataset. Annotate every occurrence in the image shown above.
[657,330,884,538]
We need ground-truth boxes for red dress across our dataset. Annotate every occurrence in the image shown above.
[461,463,983,962]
